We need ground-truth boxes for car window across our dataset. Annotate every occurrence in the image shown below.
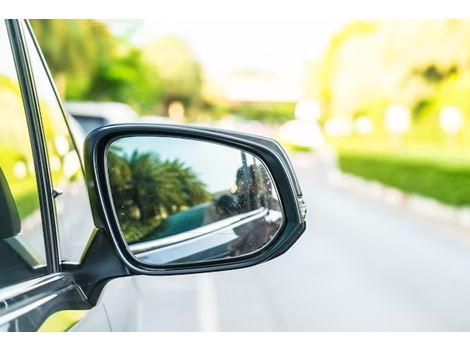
[0,22,48,289]
[23,23,95,264]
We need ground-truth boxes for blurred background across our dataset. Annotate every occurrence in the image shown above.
[32,19,470,331]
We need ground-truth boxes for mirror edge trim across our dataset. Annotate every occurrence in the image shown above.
[83,123,306,275]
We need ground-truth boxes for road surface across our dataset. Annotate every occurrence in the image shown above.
[102,152,470,331]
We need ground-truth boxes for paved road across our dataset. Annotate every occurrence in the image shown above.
[105,152,470,331]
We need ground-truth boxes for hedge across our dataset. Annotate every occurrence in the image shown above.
[337,151,470,207]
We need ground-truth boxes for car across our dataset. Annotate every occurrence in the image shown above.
[139,114,175,124]
[65,101,139,135]
[65,104,175,153]
[0,19,306,332]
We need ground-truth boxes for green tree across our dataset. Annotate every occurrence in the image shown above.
[315,21,378,120]
[144,36,203,113]
[107,148,211,243]
[30,19,114,98]
[86,48,162,114]
[313,20,470,142]
[31,20,163,113]
[128,151,209,218]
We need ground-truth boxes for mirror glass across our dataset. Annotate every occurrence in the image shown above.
[106,136,283,265]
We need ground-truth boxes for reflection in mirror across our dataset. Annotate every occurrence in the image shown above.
[106,136,283,265]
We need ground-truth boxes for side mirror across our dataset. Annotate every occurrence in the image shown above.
[84,124,306,274]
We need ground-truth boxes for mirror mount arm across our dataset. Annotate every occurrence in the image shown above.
[65,228,130,305]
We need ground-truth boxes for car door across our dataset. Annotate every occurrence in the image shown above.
[0,19,91,332]
[0,19,306,332]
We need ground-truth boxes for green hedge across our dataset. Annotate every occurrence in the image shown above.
[233,102,295,124]
[338,151,470,206]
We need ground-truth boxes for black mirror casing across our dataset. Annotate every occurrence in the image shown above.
[83,123,306,275]
[0,168,21,239]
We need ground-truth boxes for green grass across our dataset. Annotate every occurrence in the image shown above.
[280,141,313,153]
[337,145,470,207]
[7,177,40,220]
[15,188,40,220]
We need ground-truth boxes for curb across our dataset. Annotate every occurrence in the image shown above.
[327,168,470,230]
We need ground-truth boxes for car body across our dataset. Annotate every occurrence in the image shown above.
[0,19,306,332]
[65,103,174,153]
[65,101,139,135]
[65,103,175,135]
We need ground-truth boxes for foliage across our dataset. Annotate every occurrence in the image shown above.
[338,149,470,206]
[144,36,204,110]
[316,20,470,130]
[85,48,163,114]
[31,19,114,99]
[319,20,470,206]
[0,75,40,219]
[31,20,164,114]
[31,21,207,116]
[317,21,378,119]
[107,148,211,243]
[231,102,296,124]
[280,142,313,153]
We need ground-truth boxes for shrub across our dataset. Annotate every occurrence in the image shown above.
[338,151,470,206]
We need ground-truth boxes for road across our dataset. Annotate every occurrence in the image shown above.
[102,152,470,331]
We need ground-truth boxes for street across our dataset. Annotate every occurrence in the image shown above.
[101,152,470,331]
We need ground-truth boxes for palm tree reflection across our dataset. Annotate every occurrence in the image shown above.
[108,146,211,243]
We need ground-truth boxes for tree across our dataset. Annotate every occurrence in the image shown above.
[107,148,211,243]
[86,48,163,114]
[31,20,163,113]
[314,20,470,135]
[144,36,203,113]
[315,21,378,120]
[30,20,114,98]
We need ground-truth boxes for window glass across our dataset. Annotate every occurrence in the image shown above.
[0,22,47,289]
[24,23,95,263]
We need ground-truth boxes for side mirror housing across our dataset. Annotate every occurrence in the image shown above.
[84,124,306,275]
[0,168,21,239]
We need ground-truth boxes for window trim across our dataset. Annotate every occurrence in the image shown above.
[23,20,97,266]
[5,19,60,273]
[23,20,87,173]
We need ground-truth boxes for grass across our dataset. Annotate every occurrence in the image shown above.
[280,141,313,153]
[336,140,470,207]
